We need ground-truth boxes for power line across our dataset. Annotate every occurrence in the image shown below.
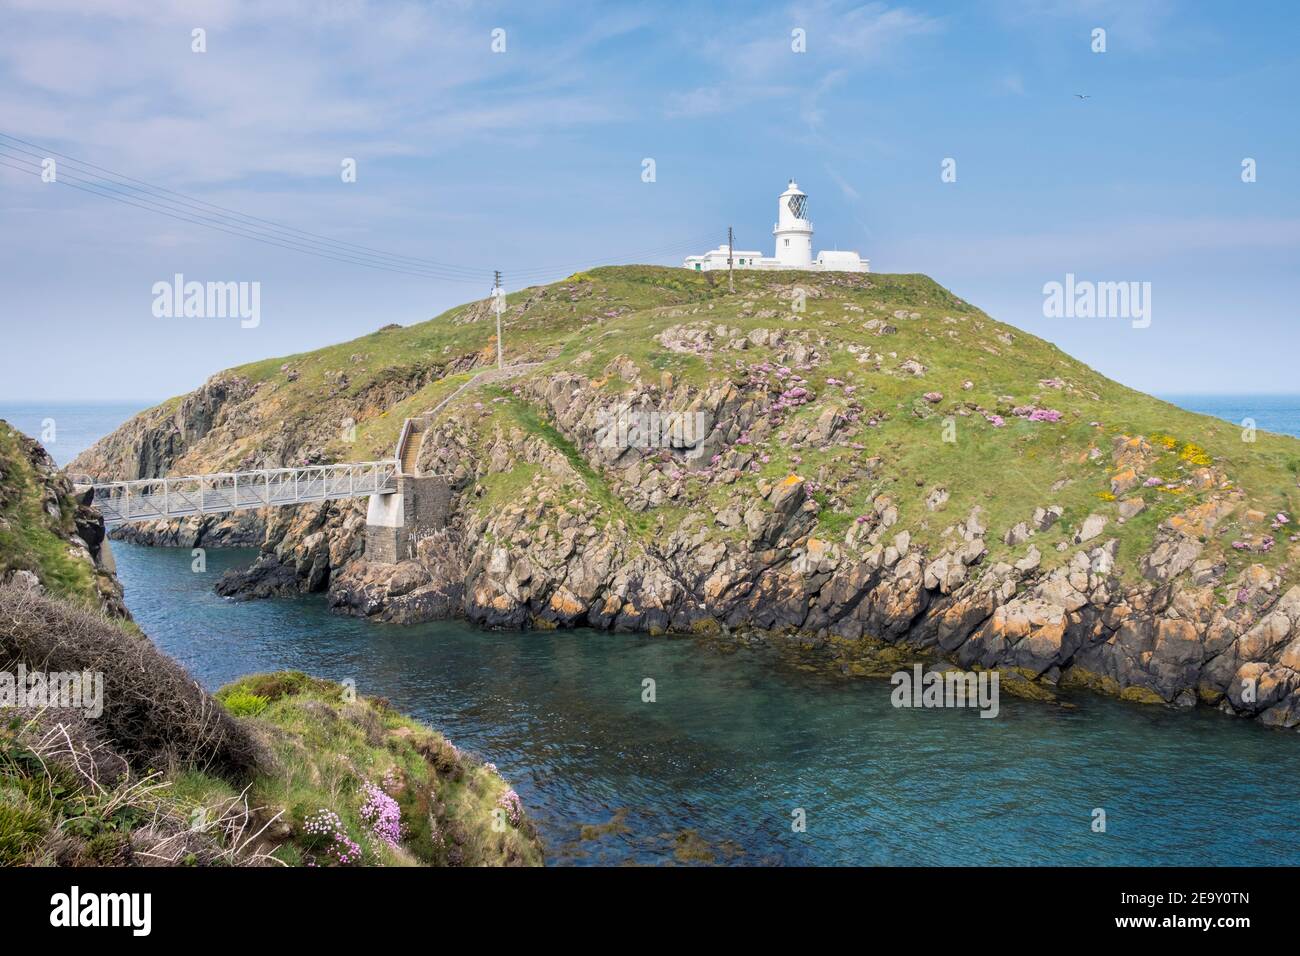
[0,146,494,282]
[0,132,490,279]
[2,145,716,284]
[4,148,715,284]
[0,132,723,286]
[0,154,495,284]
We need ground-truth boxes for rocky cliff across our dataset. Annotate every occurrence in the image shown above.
[0,420,124,615]
[74,267,1300,728]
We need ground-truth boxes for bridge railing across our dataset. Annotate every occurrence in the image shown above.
[88,460,400,523]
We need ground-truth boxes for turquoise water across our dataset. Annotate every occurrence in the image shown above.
[6,397,1300,865]
[114,543,1300,866]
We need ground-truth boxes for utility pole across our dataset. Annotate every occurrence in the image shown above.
[727,226,735,293]
[492,270,504,369]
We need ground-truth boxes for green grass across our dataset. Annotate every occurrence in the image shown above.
[475,463,542,517]
[0,423,97,605]
[321,370,479,462]
[0,669,543,867]
[498,268,1299,580]
[488,388,654,539]
[0,719,151,867]
[213,672,543,867]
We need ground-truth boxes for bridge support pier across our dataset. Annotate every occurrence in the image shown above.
[364,476,451,563]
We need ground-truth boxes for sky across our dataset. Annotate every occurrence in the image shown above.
[1,0,1297,401]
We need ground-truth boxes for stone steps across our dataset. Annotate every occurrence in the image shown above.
[393,361,542,478]
[398,421,424,475]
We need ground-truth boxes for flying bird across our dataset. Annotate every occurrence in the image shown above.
[1074,93,1091,99]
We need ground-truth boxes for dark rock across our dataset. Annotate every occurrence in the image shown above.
[215,555,301,601]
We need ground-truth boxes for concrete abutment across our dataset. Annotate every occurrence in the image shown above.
[364,476,451,563]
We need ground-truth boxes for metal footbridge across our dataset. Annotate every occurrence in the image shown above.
[74,363,542,526]
[74,461,400,524]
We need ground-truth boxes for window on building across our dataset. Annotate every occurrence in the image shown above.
[784,239,789,246]
[694,263,701,271]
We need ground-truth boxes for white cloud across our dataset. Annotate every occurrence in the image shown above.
[0,0,626,184]
[663,1,943,122]
[823,164,860,201]
[992,0,1177,51]
[665,87,727,119]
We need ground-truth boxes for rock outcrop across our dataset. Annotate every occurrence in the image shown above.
[72,374,257,480]
[111,509,266,549]
[0,420,125,616]
[215,499,366,599]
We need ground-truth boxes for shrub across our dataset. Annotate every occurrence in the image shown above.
[1179,442,1212,467]
[221,671,339,704]
[1,718,280,867]
[221,689,270,718]
[0,579,266,780]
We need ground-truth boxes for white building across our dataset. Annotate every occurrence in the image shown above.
[684,180,868,274]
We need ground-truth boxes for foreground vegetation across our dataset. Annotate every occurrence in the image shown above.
[202,671,541,866]
[0,585,541,866]
[0,417,542,866]
[0,422,112,607]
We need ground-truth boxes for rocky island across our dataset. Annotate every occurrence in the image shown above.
[73,267,1300,728]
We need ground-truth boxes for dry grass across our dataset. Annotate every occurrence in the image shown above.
[2,708,282,866]
[0,578,265,779]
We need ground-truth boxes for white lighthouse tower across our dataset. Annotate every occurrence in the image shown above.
[682,179,868,274]
[773,179,813,268]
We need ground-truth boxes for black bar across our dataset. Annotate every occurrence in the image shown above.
[0,866,1276,942]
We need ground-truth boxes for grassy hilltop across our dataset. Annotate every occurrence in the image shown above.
[79,265,1300,587]
[71,266,1300,724]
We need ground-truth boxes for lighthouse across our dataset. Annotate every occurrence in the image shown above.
[683,180,868,274]
[773,179,813,268]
